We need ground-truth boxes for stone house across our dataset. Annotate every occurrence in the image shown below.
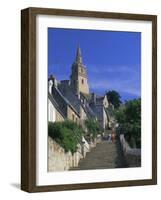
[48,76,80,124]
[89,93,109,129]
[48,79,65,122]
[48,93,65,122]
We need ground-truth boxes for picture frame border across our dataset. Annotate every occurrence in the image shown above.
[21,7,157,193]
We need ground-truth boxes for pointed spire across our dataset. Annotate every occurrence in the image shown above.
[75,44,83,64]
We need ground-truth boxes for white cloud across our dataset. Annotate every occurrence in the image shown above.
[87,64,140,74]
[89,75,140,96]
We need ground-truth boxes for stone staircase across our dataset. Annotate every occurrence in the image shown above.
[70,138,127,170]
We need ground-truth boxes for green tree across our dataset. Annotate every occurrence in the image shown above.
[106,90,122,109]
[85,118,101,139]
[115,98,141,148]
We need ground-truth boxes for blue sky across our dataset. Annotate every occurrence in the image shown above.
[48,28,141,101]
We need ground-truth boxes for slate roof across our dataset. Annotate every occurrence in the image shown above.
[80,92,92,101]
[48,92,65,119]
[51,86,80,118]
[82,102,97,118]
[58,83,97,119]
[95,97,104,105]
[58,82,81,114]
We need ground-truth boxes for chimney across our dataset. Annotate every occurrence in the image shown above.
[48,79,53,94]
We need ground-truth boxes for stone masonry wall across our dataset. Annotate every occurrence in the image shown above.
[48,136,89,171]
[119,134,141,167]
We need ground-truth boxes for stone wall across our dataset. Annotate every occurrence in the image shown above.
[48,136,90,171]
[78,74,89,95]
[119,134,141,167]
[55,110,64,122]
[67,106,79,124]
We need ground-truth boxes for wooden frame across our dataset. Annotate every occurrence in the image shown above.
[21,7,157,192]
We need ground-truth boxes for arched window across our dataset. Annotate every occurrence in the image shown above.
[82,79,84,84]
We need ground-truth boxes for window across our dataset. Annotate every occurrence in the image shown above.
[82,79,84,84]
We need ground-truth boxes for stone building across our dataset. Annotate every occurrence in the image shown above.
[48,93,65,122]
[48,45,110,130]
[70,45,89,95]
[48,78,65,122]
[89,93,109,129]
[48,75,80,123]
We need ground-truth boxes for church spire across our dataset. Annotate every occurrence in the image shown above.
[70,45,89,95]
[75,44,83,64]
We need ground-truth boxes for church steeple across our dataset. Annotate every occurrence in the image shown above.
[70,45,89,95]
[75,45,83,64]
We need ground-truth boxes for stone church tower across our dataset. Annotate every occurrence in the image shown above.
[70,45,89,95]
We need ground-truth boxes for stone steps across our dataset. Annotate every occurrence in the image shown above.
[71,139,127,170]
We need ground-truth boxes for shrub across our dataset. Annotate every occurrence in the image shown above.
[48,120,84,154]
[61,127,77,153]
[106,90,122,109]
[85,118,101,139]
[115,98,141,148]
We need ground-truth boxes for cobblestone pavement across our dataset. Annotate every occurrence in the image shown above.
[71,139,128,170]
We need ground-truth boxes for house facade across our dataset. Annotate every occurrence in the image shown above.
[48,89,65,123]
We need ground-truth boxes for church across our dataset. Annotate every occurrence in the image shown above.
[48,45,113,131]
